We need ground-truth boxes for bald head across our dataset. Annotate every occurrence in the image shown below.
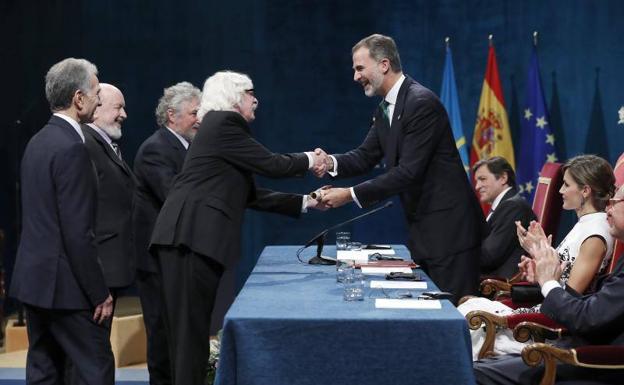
[93,83,127,140]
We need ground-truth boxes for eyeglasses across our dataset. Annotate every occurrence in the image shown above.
[607,198,624,208]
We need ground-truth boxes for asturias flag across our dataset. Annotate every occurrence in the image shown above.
[471,45,515,169]
[516,47,557,201]
[440,45,470,175]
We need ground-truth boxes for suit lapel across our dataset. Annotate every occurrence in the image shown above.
[83,125,132,176]
[488,188,518,223]
[385,77,411,167]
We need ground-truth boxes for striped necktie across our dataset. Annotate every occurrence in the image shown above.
[111,142,122,160]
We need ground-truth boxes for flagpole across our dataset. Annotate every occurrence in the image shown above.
[488,34,493,47]
[445,36,450,48]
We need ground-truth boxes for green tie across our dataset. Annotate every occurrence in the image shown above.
[380,100,390,124]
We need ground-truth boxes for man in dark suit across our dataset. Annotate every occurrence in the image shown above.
[150,71,327,385]
[133,82,200,385]
[9,58,114,385]
[84,83,136,302]
[474,185,624,384]
[318,34,485,303]
[474,157,536,278]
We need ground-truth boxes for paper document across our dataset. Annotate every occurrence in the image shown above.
[370,280,427,289]
[337,249,396,261]
[375,299,442,309]
[360,267,412,275]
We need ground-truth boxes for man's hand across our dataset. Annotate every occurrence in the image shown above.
[531,239,566,287]
[311,148,329,178]
[93,294,114,324]
[305,195,330,211]
[320,187,352,208]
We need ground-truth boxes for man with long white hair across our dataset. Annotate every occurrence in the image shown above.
[150,71,327,385]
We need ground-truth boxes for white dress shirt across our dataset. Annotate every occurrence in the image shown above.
[53,113,84,142]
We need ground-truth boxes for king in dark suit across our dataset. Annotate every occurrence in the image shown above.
[149,71,326,385]
[474,185,624,385]
[10,58,114,385]
[133,81,201,385]
[83,83,136,297]
[319,34,486,303]
[474,157,536,278]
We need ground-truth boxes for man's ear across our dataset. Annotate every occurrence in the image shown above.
[73,89,84,110]
[501,172,509,185]
[379,58,391,74]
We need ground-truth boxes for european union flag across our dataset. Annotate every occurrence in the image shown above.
[440,45,469,176]
[516,47,557,201]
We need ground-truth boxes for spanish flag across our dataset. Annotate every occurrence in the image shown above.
[470,44,515,169]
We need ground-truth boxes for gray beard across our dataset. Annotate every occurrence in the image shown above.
[99,124,122,140]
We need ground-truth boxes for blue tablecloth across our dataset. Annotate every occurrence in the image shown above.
[215,245,475,385]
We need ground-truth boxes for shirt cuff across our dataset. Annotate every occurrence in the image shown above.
[304,152,314,169]
[328,155,338,177]
[301,195,309,213]
[350,187,362,208]
[541,280,561,298]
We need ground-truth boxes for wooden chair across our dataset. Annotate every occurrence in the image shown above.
[521,343,624,385]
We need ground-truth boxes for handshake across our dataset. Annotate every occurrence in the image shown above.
[305,147,353,210]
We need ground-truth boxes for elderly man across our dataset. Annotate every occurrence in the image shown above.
[83,83,136,305]
[317,34,485,303]
[10,58,114,385]
[133,82,200,385]
[474,185,624,384]
[150,71,327,385]
[474,157,536,278]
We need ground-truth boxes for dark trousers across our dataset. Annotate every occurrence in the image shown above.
[24,304,114,385]
[155,246,223,385]
[474,353,624,385]
[412,245,480,305]
[137,269,172,385]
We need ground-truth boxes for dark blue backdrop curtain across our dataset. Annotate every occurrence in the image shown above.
[1,0,624,298]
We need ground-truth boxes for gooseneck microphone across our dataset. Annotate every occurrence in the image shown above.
[297,201,394,265]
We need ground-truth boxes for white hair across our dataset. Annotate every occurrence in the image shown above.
[197,71,253,121]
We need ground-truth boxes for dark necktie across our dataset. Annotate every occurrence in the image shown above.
[111,142,122,160]
[380,100,390,124]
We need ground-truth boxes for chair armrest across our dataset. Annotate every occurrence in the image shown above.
[522,344,624,385]
[479,278,511,299]
[522,343,576,385]
[466,310,508,359]
[512,318,567,343]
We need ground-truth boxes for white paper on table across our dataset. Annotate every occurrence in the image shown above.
[336,249,396,261]
[360,267,412,275]
[363,248,395,255]
[375,299,442,309]
[370,280,427,289]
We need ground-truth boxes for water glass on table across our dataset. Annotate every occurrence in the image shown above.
[336,231,351,250]
[336,261,353,283]
[343,271,365,301]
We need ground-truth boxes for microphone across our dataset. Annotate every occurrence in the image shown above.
[298,201,394,265]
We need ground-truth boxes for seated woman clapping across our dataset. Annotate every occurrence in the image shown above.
[459,154,615,360]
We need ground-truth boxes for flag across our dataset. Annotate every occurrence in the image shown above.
[516,47,557,201]
[440,45,469,175]
[471,45,515,169]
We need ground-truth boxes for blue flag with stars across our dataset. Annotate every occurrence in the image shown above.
[516,47,557,201]
[440,45,470,176]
